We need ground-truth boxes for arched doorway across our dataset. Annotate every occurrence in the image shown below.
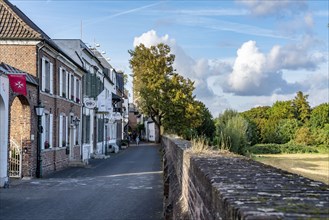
[0,94,9,186]
[9,96,31,178]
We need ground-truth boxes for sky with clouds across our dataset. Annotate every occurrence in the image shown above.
[10,0,328,117]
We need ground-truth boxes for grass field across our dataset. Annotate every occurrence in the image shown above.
[254,154,329,185]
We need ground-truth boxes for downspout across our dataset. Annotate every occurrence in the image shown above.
[102,73,105,155]
[75,51,85,163]
[36,40,46,178]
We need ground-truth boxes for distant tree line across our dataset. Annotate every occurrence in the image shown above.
[211,91,329,154]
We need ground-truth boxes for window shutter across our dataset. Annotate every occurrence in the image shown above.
[49,114,53,148]
[59,67,63,96]
[41,58,46,91]
[65,116,68,144]
[59,115,63,147]
[49,63,53,94]
[41,114,46,150]
[68,73,71,99]
[66,72,69,99]
[73,76,77,101]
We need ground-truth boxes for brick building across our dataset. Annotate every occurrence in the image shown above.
[0,0,85,180]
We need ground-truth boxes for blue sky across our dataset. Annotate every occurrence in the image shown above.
[10,0,328,117]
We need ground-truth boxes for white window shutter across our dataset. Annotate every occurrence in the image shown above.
[65,116,68,144]
[59,115,63,148]
[41,114,46,150]
[68,73,71,99]
[49,114,53,148]
[59,67,63,96]
[49,63,53,94]
[73,76,77,100]
[65,71,69,99]
[73,126,76,146]
[41,58,46,91]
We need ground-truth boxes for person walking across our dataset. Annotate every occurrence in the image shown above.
[136,135,140,146]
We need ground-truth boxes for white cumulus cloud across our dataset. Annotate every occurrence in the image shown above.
[222,38,326,96]
[132,30,327,116]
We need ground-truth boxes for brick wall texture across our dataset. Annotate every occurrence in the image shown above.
[0,45,37,76]
[162,136,329,220]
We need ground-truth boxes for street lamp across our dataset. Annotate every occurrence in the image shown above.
[35,101,44,178]
[72,116,80,127]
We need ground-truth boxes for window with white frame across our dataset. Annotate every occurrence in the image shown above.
[70,74,75,101]
[59,67,67,98]
[76,78,80,103]
[41,112,53,149]
[59,114,68,147]
[82,114,90,144]
[41,57,53,94]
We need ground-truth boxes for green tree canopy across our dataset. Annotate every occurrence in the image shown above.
[129,43,202,141]
[194,101,215,139]
[269,100,295,120]
[310,103,329,128]
[292,91,311,123]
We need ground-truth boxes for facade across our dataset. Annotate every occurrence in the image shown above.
[0,0,84,179]
[54,40,125,158]
[0,72,9,186]
[0,0,127,186]
[0,63,38,181]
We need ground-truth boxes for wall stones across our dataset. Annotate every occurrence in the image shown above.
[162,136,329,220]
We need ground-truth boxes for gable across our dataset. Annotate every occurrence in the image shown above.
[0,0,43,40]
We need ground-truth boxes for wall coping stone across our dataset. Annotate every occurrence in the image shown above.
[162,135,329,219]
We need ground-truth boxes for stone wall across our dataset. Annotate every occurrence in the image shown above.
[162,136,329,220]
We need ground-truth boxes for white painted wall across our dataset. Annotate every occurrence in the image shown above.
[0,75,9,187]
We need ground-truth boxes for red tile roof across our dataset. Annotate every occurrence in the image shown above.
[0,0,43,39]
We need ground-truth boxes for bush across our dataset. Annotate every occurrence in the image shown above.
[281,143,318,153]
[247,144,282,154]
[216,115,249,154]
[247,143,320,154]
[294,127,314,145]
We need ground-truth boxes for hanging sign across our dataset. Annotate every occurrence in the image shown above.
[84,98,97,109]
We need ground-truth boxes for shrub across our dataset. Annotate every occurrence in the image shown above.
[216,115,249,154]
[247,144,282,154]
[294,127,314,145]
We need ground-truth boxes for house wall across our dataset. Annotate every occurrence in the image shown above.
[8,82,38,178]
[0,74,9,187]
[38,49,82,175]
[0,44,37,76]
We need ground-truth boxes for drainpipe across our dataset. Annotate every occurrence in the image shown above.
[36,40,45,178]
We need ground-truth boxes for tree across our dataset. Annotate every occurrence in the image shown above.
[129,43,202,141]
[194,101,215,140]
[310,103,329,128]
[292,91,311,123]
[294,126,314,146]
[269,100,295,120]
[216,115,249,154]
[240,106,270,121]
[215,109,239,129]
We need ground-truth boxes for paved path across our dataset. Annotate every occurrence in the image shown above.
[0,143,163,220]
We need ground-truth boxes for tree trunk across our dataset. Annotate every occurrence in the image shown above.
[153,115,161,143]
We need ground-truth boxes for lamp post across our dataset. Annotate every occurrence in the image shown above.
[35,101,44,178]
